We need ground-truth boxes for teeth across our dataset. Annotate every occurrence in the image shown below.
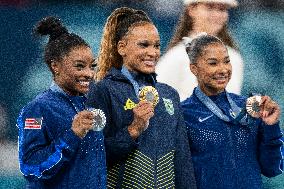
[79,81,90,87]
[215,76,227,79]
[144,61,155,66]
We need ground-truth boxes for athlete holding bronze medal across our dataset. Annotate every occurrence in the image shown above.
[86,7,196,189]
[181,34,283,189]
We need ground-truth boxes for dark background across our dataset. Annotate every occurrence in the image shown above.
[0,0,283,188]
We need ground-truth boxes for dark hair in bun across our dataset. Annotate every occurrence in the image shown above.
[34,16,90,73]
[185,34,226,64]
[34,16,68,40]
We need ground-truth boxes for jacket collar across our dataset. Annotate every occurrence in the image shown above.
[105,67,157,85]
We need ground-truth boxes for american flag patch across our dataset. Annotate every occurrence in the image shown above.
[24,118,42,129]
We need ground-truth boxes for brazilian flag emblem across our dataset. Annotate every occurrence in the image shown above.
[162,98,174,115]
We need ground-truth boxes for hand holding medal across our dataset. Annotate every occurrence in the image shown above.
[246,95,280,125]
[87,108,106,131]
[128,86,159,139]
[72,111,96,139]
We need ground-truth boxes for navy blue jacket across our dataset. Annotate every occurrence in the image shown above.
[181,89,283,189]
[17,84,106,189]
[86,68,196,189]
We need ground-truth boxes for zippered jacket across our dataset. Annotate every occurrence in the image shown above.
[181,89,283,189]
[86,68,197,189]
[17,85,106,189]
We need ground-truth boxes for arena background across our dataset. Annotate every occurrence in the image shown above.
[0,0,283,188]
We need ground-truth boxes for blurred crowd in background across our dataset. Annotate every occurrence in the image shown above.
[0,0,283,188]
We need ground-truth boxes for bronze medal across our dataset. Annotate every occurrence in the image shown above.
[246,95,262,118]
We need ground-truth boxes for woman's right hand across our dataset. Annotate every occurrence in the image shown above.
[71,110,94,139]
[128,101,154,139]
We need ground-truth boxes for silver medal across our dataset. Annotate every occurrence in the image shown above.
[87,108,106,131]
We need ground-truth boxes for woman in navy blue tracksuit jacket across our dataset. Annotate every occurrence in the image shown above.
[86,7,196,189]
[17,17,106,189]
[181,34,283,189]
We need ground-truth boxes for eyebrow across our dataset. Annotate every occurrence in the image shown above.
[74,59,96,64]
[74,60,85,63]
[206,58,217,61]
[137,40,160,43]
[206,56,229,60]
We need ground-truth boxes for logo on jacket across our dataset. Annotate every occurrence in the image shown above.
[124,98,137,110]
[198,114,213,122]
[162,98,174,115]
[24,118,43,129]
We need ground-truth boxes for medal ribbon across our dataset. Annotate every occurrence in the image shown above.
[195,87,242,122]
[121,66,141,98]
[121,66,156,98]
[50,82,85,113]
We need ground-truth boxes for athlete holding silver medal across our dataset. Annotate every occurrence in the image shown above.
[17,17,106,189]
[181,34,283,189]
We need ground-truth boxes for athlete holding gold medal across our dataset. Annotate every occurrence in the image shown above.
[86,7,196,189]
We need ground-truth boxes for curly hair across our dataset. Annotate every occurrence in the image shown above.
[34,16,89,74]
[96,7,153,81]
[167,5,237,51]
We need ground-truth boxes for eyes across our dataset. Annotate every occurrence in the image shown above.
[74,61,97,71]
[207,58,230,66]
[137,41,160,49]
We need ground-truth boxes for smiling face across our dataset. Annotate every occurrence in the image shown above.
[188,3,229,36]
[117,23,160,74]
[52,46,96,96]
[190,42,231,96]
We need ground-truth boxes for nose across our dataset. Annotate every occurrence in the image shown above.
[218,62,231,74]
[83,68,95,79]
[146,46,160,58]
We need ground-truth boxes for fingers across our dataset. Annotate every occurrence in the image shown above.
[260,96,280,117]
[76,111,94,129]
[128,101,155,139]
[259,96,281,125]
[133,101,154,121]
[71,111,95,138]
[79,110,95,120]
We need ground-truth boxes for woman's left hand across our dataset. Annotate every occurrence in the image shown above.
[260,96,281,125]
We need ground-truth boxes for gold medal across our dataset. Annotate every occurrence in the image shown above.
[88,108,106,131]
[246,95,262,118]
[138,86,159,107]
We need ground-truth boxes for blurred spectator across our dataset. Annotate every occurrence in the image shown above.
[156,0,244,101]
[0,103,18,174]
[0,104,8,142]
